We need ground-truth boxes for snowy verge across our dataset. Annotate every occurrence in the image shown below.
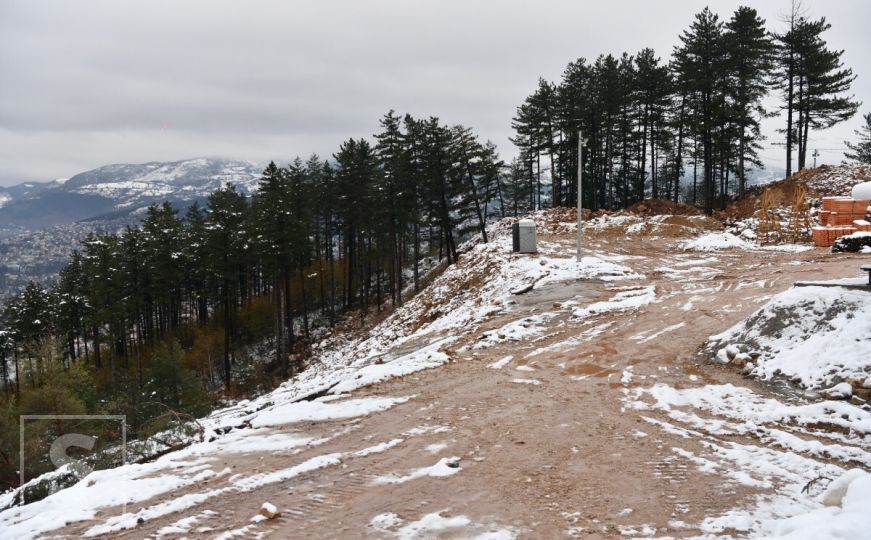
[708,282,871,390]
[625,383,871,538]
[756,469,871,540]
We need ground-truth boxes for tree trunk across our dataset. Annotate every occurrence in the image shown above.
[797,74,806,170]
[223,279,231,390]
[785,51,795,177]
[464,164,488,242]
[413,222,420,293]
[675,94,686,202]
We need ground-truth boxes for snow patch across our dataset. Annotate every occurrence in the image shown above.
[511,378,541,386]
[372,457,461,485]
[681,232,751,252]
[250,395,409,428]
[488,355,513,369]
[572,286,656,319]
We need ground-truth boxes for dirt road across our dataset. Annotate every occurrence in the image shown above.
[51,232,869,539]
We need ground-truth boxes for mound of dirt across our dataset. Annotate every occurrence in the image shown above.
[505,207,723,239]
[504,207,596,236]
[721,164,871,221]
[627,199,702,216]
[585,213,722,239]
[707,283,871,391]
[804,164,871,195]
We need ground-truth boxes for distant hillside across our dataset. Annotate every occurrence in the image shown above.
[0,158,264,228]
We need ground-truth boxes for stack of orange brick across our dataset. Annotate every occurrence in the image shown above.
[813,197,871,247]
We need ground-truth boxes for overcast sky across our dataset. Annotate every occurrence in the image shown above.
[1,0,868,186]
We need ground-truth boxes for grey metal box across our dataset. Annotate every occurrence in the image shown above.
[512,219,537,253]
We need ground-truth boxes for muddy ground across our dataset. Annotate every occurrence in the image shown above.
[49,231,869,539]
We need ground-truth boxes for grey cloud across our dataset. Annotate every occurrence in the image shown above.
[1,0,869,185]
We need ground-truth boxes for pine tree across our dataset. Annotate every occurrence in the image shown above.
[12,282,53,388]
[54,251,86,363]
[449,125,489,242]
[184,202,210,325]
[555,58,592,209]
[673,7,726,214]
[503,158,531,217]
[333,139,377,313]
[777,11,858,172]
[403,114,428,292]
[723,6,774,196]
[845,112,871,165]
[205,185,248,388]
[635,48,672,201]
[478,141,505,222]
[141,203,185,336]
[118,226,146,382]
[531,79,561,205]
[374,110,413,306]
[80,233,122,375]
[287,157,313,339]
[510,104,540,210]
[796,18,859,169]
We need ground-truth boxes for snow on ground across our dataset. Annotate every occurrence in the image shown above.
[626,383,871,538]
[372,457,461,485]
[681,232,752,251]
[511,253,643,286]
[682,231,817,254]
[757,470,871,540]
[655,264,724,282]
[583,213,721,239]
[329,338,453,394]
[249,395,410,428]
[0,215,635,539]
[0,462,231,539]
[511,378,542,385]
[525,321,614,358]
[572,285,656,319]
[7,209,856,538]
[633,322,686,344]
[487,355,513,369]
[709,282,871,389]
[757,243,815,253]
[0,396,411,538]
[425,443,448,454]
[371,510,516,540]
[804,163,871,195]
[154,509,217,538]
[470,314,554,350]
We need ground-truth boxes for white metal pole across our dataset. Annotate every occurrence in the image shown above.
[576,130,583,262]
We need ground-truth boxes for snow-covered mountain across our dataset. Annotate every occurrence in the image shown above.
[0,158,264,228]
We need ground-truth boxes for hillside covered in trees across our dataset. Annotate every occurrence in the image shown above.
[0,111,519,489]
